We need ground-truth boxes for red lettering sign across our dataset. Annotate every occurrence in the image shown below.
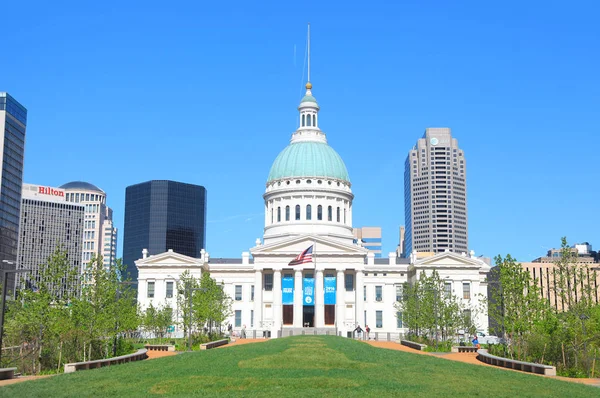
[38,186,64,197]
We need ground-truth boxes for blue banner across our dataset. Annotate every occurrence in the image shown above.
[282,276,294,305]
[303,278,315,306]
[324,277,336,305]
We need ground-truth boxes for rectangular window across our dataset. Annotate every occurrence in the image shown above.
[395,285,403,302]
[396,311,403,328]
[344,273,354,291]
[264,274,273,291]
[376,310,383,328]
[235,285,242,301]
[235,310,242,327]
[251,310,254,328]
[251,285,255,301]
[375,286,383,301]
[445,282,452,296]
[166,281,173,298]
[463,282,470,299]
[147,281,155,298]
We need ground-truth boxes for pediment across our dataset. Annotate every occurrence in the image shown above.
[251,234,368,258]
[135,250,204,268]
[414,252,489,269]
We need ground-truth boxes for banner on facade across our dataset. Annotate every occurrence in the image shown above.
[303,277,315,306]
[282,276,294,305]
[324,276,336,305]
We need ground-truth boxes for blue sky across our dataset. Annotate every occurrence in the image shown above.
[2,0,599,262]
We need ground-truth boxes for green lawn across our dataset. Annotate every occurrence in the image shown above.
[0,336,596,397]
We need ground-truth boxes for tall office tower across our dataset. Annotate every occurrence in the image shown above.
[17,184,84,297]
[123,180,207,282]
[353,227,382,257]
[404,128,468,256]
[396,226,406,258]
[0,93,27,292]
[61,181,118,270]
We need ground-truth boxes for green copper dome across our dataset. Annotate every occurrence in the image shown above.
[268,142,350,183]
[301,94,317,103]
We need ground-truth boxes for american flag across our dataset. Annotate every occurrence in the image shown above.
[288,245,313,266]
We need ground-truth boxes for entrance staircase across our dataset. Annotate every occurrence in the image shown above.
[281,327,338,337]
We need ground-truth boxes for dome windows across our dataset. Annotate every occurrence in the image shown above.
[295,205,301,220]
[337,207,340,222]
[285,206,290,221]
[328,206,332,221]
[317,205,323,220]
[306,205,312,220]
[277,207,281,222]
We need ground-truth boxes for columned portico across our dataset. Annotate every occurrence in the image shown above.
[315,269,324,327]
[293,270,303,327]
[355,269,364,327]
[254,270,263,328]
[336,269,344,331]
[273,269,282,332]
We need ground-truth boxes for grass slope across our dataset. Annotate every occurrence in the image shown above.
[0,336,596,397]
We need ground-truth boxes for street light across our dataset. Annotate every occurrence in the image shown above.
[186,284,208,352]
[0,260,30,365]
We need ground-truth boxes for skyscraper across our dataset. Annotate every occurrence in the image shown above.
[61,181,118,270]
[404,128,468,256]
[353,227,382,257]
[0,93,27,291]
[123,180,207,282]
[17,184,84,297]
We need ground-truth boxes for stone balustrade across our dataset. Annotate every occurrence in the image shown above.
[451,346,478,353]
[0,367,17,380]
[144,344,175,352]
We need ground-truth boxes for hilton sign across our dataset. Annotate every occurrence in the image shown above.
[38,186,65,197]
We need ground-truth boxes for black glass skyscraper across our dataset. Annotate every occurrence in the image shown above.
[0,93,27,292]
[123,180,207,282]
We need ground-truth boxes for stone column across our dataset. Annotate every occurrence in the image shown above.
[315,269,324,328]
[336,270,345,332]
[355,270,364,328]
[254,270,263,330]
[273,269,282,333]
[294,270,303,328]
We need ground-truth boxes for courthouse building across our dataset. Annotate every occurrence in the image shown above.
[136,75,490,338]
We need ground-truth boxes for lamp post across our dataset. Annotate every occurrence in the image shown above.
[186,284,207,352]
[0,260,30,365]
[580,313,590,378]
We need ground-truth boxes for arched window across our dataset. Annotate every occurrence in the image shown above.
[271,209,273,224]
[285,206,290,221]
[302,114,305,127]
[328,206,332,221]
[317,205,323,220]
[344,208,347,224]
[277,207,281,222]
[337,207,340,222]
[307,114,312,127]
[306,204,312,220]
[295,205,301,220]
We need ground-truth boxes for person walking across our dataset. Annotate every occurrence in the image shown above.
[354,324,363,340]
[241,324,247,339]
[365,325,371,340]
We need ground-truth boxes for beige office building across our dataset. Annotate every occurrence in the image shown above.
[61,181,118,270]
[404,128,468,256]
[353,227,382,258]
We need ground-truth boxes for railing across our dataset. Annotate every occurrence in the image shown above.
[451,346,478,353]
[0,367,17,380]
[200,339,229,350]
[144,344,175,352]
[477,349,556,376]
[64,349,148,373]
[400,340,427,351]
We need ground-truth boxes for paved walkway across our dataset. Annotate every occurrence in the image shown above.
[365,340,600,387]
[217,338,268,348]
